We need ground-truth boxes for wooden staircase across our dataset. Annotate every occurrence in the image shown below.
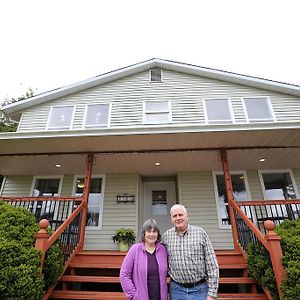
[48,250,269,300]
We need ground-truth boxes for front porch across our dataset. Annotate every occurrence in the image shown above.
[1,148,300,299]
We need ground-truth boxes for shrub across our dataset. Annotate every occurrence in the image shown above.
[246,218,300,300]
[246,242,279,299]
[0,202,44,299]
[275,219,300,300]
[0,201,64,299]
[43,239,64,290]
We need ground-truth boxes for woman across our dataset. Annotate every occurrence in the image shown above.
[120,219,168,300]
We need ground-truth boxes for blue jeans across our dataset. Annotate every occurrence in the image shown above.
[169,280,209,300]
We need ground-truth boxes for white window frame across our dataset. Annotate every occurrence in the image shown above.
[143,100,172,124]
[242,96,276,123]
[258,169,299,200]
[30,175,64,220]
[149,69,163,82]
[46,105,75,130]
[72,175,105,229]
[203,98,235,124]
[83,103,111,128]
[213,171,251,229]
[258,169,299,219]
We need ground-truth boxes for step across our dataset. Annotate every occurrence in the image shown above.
[217,293,268,300]
[60,275,120,283]
[61,275,257,285]
[50,290,126,299]
[50,291,268,300]
[219,277,257,284]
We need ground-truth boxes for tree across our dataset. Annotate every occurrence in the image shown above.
[0,87,35,132]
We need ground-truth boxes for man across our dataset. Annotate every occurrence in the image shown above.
[162,204,219,300]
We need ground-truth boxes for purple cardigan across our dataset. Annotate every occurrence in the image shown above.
[120,242,168,300]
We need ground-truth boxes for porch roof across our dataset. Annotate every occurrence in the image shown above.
[0,126,300,176]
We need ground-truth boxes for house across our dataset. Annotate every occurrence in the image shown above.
[1,58,300,299]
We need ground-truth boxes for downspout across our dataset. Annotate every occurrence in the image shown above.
[220,149,239,251]
[78,153,94,251]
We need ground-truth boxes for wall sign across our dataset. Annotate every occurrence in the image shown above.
[116,193,135,204]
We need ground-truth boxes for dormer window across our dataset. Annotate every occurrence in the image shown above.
[84,104,110,128]
[243,96,275,122]
[150,69,162,82]
[203,98,234,124]
[47,105,74,130]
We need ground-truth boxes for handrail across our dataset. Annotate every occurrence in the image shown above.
[230,198,270,250]
[46,200,84,251]
[238,199,300,206]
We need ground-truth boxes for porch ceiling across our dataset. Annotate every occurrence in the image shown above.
[0,130,300,176]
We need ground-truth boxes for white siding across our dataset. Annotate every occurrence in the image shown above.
[83,173,138,250]
[246,170,264,200]
[18,69,300,132]
[1,176,33,196]
[178,172,234,250]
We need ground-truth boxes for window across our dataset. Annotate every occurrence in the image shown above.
[259,171,298,219]
[31,177,62,222]
[152,190,167,215]
[150,69,162,82]
[243,97,275,122]
[204,98,234,124]
[213,172,250,227]
[144,100,171,124]
[74,177,104,227]
[47,106,74,129]
[84,104,110,128]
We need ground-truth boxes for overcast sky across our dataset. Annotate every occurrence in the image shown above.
[1,0,299,102]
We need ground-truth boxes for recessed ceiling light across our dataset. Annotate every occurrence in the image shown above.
[155,162,160,166]
[259,158,266,162]
[55,164,61,168]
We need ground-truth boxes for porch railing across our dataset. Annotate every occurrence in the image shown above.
[236,199,300,246]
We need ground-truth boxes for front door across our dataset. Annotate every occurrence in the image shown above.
[143,181,176,234]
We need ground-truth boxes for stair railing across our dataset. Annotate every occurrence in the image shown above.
[230,198,287,299]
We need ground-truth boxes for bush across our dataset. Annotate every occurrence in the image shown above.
[275,219,300,300]
[0,202,44,299]
[246,242,279,299]
[0,201,64,299]
[43,238,64,290]
[246,218,300,300]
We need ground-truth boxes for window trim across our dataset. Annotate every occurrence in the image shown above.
[46,105,75,130]
[143,100,172,124]
[242,96,276,123]
[30,176,64,221]
[203,98,235,124]
[82,103,111,129]
[72,174,106,229]
[212,171,251,229]
[149,68,163,82]
[258,169,300,200]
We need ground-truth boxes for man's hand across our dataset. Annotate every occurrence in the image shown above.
[207,296,216,300]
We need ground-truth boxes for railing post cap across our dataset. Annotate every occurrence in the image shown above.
[264,220,276,231]
[39,219,49,230]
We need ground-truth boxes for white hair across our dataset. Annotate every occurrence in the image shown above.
[170,204,187,215]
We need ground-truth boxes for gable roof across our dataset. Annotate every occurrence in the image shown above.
[2,58,300,115]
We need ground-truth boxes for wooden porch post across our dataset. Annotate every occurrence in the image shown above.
[264,220,287,299]
[79,153,94,251]
[220,149,239,250]
[35,219,50,269]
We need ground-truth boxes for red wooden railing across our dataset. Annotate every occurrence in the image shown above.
[220,149,295,299]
